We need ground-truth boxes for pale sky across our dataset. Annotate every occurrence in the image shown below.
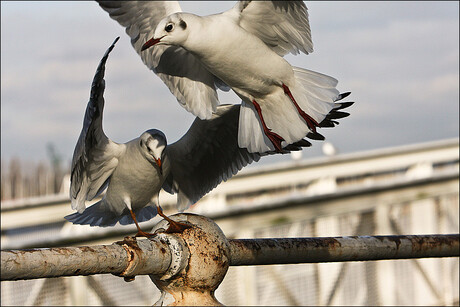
[1,1,459,169]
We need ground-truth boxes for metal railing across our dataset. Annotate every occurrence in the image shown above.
[2,213,459,305]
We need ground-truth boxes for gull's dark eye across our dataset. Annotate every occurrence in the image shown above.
[165,23,174,32]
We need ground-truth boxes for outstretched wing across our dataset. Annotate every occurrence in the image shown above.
[229,0,313,56]
[70,37,125,213]
[97,1,220,119]
[163,104,309,211]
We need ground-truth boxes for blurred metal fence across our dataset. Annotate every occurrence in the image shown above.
[1,215,459,306]
[1,139,458,305]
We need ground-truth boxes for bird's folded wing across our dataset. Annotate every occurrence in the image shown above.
[70,38,125,213]
[231,0,313,56]
[97,1,220,120]
[163,105,263,212]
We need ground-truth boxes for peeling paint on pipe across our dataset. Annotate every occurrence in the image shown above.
[228,234,460,266]
[1,236,171,281]
[1,232,458,282]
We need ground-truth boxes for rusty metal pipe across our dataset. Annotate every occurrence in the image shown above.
[1,237,172,281]
[1,234,458,281]
[228,234,460,266]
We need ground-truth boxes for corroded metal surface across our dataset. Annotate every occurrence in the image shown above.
[149,213,229,306]
[1,236,171,281]
[228,234,460,266]
[1,215,458,285]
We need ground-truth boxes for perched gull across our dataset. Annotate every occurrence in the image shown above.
[65,38,315,236]
[97,1,353,154]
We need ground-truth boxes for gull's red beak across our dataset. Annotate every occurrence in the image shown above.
[155,158,163,175]
[141,36,164,51]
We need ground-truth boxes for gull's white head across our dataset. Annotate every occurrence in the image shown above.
[141,13,191,51]
[139,129,167,174]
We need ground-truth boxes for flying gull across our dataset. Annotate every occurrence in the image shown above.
[97,1,352,154]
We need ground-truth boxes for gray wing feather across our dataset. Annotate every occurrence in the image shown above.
[233,0,313,56]
[163,105,262,211]
[163,104,312,211]
[97,1,220,120]
[70,37,124,213]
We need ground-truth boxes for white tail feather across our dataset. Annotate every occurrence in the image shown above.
[291,67,339,121]
[237,67,340,153]
[238,100,274,153]
[293,68,338,88]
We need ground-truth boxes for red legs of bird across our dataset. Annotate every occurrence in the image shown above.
[124,198,155,237]
[129,209,156,237]
[252,84,319,153]
[129,206,191,237]
[155,204,192,233]
[282,83,319,133]
[252,99,284,153]
[129,206,191,238]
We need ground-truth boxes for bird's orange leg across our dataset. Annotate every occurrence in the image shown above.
[282,83,319,133]
[156,205,192,234]
[252,99,284,153]
[129,210,155,237]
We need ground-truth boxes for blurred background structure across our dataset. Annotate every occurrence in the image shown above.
[1,143,66,201]
[1,138,458,306]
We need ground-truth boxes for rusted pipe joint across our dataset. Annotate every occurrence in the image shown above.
[149,213,230,306]
[155,233,190,280]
